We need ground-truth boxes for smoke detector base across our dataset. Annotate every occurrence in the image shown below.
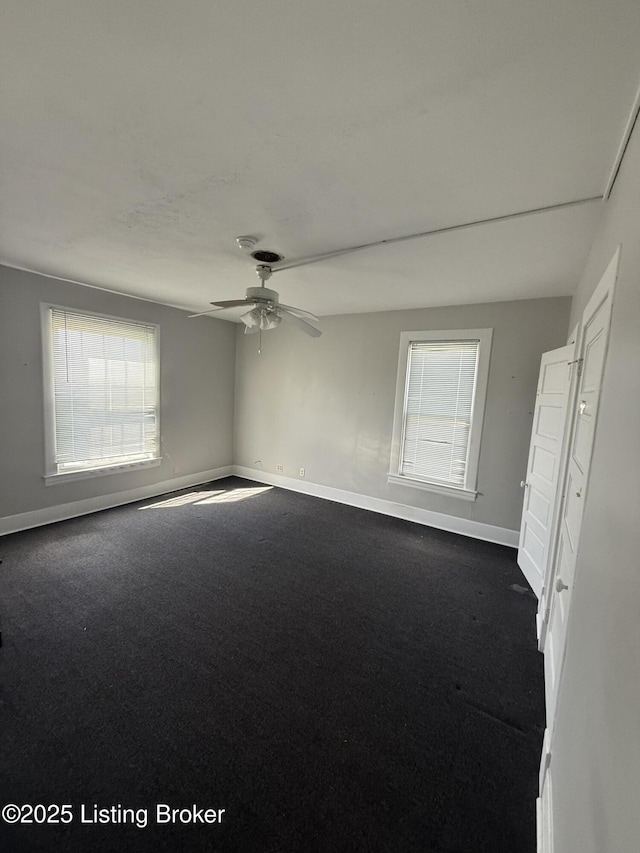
[236,236,258,252]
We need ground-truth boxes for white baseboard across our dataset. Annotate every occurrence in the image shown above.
[0,466,233,536]
[233,466,518,547]
[1,464,519,548]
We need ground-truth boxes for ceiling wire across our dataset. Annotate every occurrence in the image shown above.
[270,195,602,275]
[603,78,640,199]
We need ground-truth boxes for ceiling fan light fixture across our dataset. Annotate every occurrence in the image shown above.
[241,307,260,328]
[241,307,282,331]
[258,311,281,331]
[262,311,282,330]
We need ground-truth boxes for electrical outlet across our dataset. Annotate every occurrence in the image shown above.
[276,463,283,473]
[299,467,305,477]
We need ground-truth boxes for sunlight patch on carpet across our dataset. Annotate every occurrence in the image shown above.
[140,486,273,510]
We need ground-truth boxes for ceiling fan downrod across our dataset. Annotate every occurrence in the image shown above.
[243,265,282,344]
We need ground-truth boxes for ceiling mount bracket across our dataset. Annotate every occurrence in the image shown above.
[255,264,273,284]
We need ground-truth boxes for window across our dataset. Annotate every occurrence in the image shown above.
[389,329,492,500]
[42,305,160,483]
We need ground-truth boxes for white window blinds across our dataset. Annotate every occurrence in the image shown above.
[48,308,159,473]
[400,340,480,486]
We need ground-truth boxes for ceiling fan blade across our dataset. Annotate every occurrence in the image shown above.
[188,307,229,318]
[211,299,253,308]
[280,309,322,337]
[189,301,258,318]
[277,303,319,322]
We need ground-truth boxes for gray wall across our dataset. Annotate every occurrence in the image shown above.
[0,266,236,519]
[550,126,640,851]
[234,297,570,532]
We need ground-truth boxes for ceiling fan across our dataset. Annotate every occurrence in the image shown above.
[189,237,321,339]
[189,195,599,345]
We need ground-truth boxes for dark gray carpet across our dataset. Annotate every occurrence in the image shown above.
[0,477,544,852]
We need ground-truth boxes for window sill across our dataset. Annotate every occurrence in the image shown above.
[44,457,162,486]
[387,473,478,501]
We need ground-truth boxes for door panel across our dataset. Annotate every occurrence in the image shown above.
[527,487,550,528]
[582,329,606,388]
[536,404,564,439]
[541,360,568,393]
[572,417,591,472]
[531,445,557,484]
[522,523,545,568]
[563,473,582,553]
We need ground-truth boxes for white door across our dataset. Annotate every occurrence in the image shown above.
[518,344,575,600]
[544,248,619,727]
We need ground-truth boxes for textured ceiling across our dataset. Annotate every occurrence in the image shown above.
[1,0,639,316]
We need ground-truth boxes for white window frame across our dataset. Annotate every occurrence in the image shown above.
[41,303,162,485]
[388,328,493,501]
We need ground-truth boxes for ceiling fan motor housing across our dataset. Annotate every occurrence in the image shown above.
[246,285,279,304]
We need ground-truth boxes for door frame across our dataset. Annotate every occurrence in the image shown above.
[534,246,620,853]
[538,246,620,671]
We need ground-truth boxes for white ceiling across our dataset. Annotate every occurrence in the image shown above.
[1,0,639,317]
